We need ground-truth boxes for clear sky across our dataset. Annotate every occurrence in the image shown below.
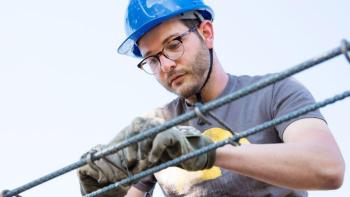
[0,0,349,196]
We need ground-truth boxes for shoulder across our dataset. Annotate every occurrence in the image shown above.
[228,73,277,92]
[229,73,311,97]
[231,73,300,87]
[271,76,316,108]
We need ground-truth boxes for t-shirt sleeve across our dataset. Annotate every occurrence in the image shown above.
[271,77,325,140]
[133,175,157,192]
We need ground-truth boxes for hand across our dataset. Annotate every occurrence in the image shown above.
[78,144,132,197]
[78,114,165,196]
[108,114,165,167]
[148,126,216,171]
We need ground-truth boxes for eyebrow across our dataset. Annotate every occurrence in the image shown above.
[143,33,181,57]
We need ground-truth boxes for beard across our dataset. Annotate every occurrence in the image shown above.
[158,41,210,99]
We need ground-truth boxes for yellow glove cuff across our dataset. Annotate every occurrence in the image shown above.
[202,128,250,145]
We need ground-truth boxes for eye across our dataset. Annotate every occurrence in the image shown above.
[150,57,159,64]
[146,57,159,67]
[165,39,181,51]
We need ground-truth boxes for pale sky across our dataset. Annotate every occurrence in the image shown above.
[0,0,349,197]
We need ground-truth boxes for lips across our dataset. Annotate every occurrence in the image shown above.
[168,72,186,87]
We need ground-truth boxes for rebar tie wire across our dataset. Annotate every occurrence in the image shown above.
[84,89,350,197]
[2,39,350,197]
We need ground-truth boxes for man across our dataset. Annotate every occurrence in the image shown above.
[78,0,344,196]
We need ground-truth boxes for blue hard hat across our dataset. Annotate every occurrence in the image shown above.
[117,0,214,58]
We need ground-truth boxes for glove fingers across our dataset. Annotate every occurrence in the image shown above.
[149,132,175,163]
[79,177,100,194]
[138,138,153,160]
[122,144,138,167]
[78,164,100,181]
[78,167,104,194]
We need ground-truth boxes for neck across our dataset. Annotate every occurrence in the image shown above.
[186,53,228,105]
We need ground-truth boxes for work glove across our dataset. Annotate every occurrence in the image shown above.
[149,126,216,171]
[78,144,131,197]
[78,114,165,196]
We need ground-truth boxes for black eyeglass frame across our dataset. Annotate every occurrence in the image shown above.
[137,26,198,75]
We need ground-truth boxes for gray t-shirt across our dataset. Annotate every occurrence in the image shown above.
[134,74,324,197]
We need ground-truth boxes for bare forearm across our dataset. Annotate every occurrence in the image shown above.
[215,140,344,190]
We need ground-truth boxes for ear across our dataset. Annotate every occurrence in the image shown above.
[198,20,214,49]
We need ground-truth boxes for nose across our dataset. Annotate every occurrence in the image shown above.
[159,54,176,73]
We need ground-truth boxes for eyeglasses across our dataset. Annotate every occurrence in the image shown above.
[137,26,197,75]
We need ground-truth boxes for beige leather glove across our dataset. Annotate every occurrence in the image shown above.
[78,145,130,197]
[149,126,216,171]
[78,115,165,196]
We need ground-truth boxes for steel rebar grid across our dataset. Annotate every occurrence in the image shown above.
[2,40,349,197]
[85,89,350,197]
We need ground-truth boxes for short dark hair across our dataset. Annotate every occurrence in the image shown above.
[180,19,204,40]
[180,19,201,29]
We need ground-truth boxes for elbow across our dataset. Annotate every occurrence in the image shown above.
[323,171,344,190]
[318,161,345,190]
